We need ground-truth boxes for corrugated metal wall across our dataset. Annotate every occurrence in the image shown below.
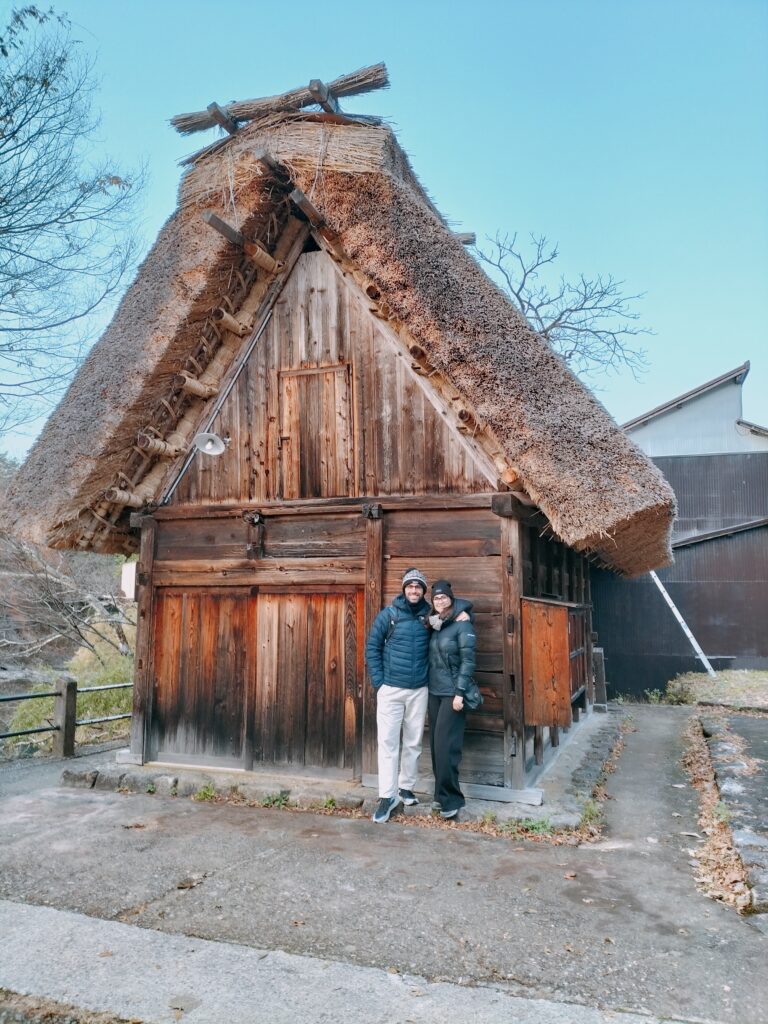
[591,452,768,696]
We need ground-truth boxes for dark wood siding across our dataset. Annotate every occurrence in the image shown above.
[170,250,491,505]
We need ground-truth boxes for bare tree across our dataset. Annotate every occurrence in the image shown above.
[476,232,650,379]
[0,6,142,434]
[0,533,134,660]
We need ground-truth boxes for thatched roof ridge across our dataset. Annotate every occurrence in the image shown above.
[1,113,675,575]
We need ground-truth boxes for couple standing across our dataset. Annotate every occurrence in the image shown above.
[365,568,476,823]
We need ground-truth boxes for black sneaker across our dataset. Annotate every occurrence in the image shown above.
[372,796,402,823]
[398,788,419,806]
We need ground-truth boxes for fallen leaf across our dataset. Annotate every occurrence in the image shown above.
[564,872,577,880]
[291,919,305,927]
[680,832,702,839]
[97,950,113,958]
[604,936,615,944]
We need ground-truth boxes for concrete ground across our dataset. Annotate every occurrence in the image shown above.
[0,706,766,1023]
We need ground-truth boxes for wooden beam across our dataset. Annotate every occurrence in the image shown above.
[104,486,149,509]
[243,240,283,274]
[290,188,326,229]
[206,101,238,135]
[251,146,285,176]
[362,513,383,778]
[136,432,187,459]
[491,492,531,519]
[308,78,340,113]
[130,516,157,763]
[173,372,219,400]
[211,307,249,336]
[500,517,526,789]
[202,211,245,247]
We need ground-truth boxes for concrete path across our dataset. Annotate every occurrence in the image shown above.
[0,900,693,1024]
[0,707,766,1023]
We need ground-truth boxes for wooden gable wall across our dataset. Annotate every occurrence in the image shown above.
[170,249,491,505]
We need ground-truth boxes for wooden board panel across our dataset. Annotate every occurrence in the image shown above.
[155,517,249,562]
[384,508,501,557]
[521,598,573,728]
[252,590,359,770]
[149,589,252,765]
[261,513,365,559]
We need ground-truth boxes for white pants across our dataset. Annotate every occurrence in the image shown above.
[376,685,429,799]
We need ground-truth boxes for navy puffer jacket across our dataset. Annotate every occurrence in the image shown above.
[365,593,431,690]
[428,599,476,697]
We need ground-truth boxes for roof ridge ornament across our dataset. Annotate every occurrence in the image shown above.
[171,63,389,136]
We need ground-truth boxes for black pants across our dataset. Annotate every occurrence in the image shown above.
[428,693,467,813]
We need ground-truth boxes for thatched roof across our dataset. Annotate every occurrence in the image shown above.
[1,72,675,576]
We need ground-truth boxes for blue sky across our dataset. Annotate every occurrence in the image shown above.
[4,0,767,457]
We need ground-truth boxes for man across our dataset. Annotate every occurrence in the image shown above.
[365,567,432,823]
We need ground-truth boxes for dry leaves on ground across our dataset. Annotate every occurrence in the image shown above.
[681,716,752,912]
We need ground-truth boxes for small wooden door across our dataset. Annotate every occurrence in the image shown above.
[149,588,255,767]
[251,589,364,772]
[279,365,355,499]
[521,598,573,728]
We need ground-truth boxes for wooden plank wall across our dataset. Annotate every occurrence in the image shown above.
[170,250,490,505]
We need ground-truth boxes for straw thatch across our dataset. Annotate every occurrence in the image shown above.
[0,105,675,575]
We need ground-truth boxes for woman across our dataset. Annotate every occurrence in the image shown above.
[427,580,476,819]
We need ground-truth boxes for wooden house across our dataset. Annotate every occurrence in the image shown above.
[1,66,675,794]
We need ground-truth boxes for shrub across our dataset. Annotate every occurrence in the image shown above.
[193,782,216,802]
[665,676,696,705]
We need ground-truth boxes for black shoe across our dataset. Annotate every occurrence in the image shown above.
[398,788,419,806]
[440,807,459,819]
[372,796,402,823]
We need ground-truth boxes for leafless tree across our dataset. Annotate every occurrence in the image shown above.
[1,450,133,662]
[0,533,134,660]
[476,232,651,379]
[0,6,142,435]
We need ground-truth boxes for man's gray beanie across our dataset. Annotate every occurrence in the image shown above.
[402,568,427,592]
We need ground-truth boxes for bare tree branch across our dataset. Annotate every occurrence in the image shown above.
[0,8,144,435]
[476,232,651,379]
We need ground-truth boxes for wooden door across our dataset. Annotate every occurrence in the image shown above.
[521,598,573,728]
[279,365,355,499]
[252,589,364,772]
[149,588,255,767]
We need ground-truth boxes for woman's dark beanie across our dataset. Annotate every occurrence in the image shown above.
[431,579,454,601]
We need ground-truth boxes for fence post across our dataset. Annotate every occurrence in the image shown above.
[593,648,607,712]
[54,678,77,757]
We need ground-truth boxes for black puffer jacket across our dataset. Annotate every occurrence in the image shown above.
[428,598,476,697]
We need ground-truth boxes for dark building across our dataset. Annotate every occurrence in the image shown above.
[593,364,768,697]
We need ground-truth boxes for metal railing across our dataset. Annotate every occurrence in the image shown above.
[0,679,132,756]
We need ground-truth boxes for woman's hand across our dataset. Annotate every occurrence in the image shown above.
[456,611,469,622]
[452,695,464,711]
